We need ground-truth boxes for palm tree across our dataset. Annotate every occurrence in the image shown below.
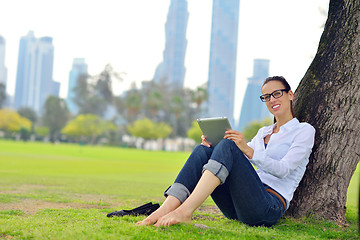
[170,95,185,136]
[125,90,142,122]
[191,84,208,113]
[146,91,163,119]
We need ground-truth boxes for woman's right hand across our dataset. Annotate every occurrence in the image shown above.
[201,135,211,148]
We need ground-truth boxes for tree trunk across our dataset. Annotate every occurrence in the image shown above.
[287,0,360,224]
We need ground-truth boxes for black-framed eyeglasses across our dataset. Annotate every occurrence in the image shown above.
[260,89,288,102]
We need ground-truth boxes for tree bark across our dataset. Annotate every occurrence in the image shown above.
[287,0,360,224]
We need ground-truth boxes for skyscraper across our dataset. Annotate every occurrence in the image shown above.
[0,35,7,87]
[206,0,240,126]
[238,59,271,131]
[153,0,189,88]
[66,58,88,114]
[14,31,60,114]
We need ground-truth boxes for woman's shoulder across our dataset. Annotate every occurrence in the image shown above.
[298,121,315,129]
[297,121,316,134]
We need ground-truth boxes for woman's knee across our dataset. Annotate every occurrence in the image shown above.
[212,139,249,169]
[190,144,213,162]
[193,144,212,155]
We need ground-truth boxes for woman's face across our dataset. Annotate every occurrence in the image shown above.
[261,81,294,118]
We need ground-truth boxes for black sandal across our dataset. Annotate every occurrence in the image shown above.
[107,202,160,217]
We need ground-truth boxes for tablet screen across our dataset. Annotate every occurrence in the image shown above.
[197,117,232,146]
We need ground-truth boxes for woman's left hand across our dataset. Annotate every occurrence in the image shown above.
[224,130,248,151]
[224,130,254,159]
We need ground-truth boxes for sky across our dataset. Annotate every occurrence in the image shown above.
[0,0,329,121]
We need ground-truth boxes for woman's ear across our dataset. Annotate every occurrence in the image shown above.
[288,90,294,101]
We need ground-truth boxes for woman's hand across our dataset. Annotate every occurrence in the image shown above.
[224,130,254,159]
[201,135,211,148]
[224,130,247,150]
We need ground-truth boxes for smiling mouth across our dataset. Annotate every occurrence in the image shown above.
[272,104,280,109]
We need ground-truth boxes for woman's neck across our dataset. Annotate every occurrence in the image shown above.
[274,115,294,132]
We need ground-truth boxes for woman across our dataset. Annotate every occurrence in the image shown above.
[136,76,315,227]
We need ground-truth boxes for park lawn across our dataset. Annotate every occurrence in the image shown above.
[0,140,358,239]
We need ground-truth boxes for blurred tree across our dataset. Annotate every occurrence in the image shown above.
[154,122,172,139]
[127,118,172,140]
[145,90,164,118]
[42,96,70,142]
[170,95,185,137]
[61,114,116,144]
[125,87,142,122]
[119,81,198,137]
[179,88,197,137]
[127,118,157,140]
[72,64,125,116]
[96,65,114,103]
[187,120,202,144]
[140,81,169,122]
[34,126,49,140]
[191,84,208,113]
[72,73,90,111]
[72,74,107,116]
[113,96,126,116]
[0,109,31,136]
[18,107,37,132]
[0,83,6,109]
[242,118,273,142]
[19,127,30,141]
[95,64,125,103]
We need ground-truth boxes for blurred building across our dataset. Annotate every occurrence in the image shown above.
[153,0,189,89]
[0,35,7,87]
[66,58,88,114]
[238,59,271,131]
[14,31,60,114]
[206,0,240,126]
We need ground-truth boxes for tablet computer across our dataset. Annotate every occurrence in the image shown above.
[197,117,232,146]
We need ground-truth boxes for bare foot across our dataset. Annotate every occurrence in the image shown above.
[153,208,192,227]
[136,196,181,226]
[136,206,171,226]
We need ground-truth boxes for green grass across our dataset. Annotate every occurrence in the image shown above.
[0,139,358,239]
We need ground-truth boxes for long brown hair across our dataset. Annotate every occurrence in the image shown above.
[262,76,295,123]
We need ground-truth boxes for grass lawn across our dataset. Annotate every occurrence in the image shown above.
[0,139,358,239]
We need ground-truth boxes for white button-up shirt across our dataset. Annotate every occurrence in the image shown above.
[247,118,315,207]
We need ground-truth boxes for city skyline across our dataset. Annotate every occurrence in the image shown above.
[0,0,329,123]
[153,0,189,88]
[206,0,240,127]
[238,59,272,131]
[66,58,88,114]
[14,31,59,114]
[0,35,7,87]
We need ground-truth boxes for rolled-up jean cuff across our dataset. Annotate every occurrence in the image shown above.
[202,159,229,184]
[164,183,190,203]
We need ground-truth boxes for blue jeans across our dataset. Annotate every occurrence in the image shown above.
[164,139,286,227]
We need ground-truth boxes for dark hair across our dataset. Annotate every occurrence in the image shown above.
[262,76,295,123]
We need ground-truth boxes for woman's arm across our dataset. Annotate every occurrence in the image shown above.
[249,125,315,179]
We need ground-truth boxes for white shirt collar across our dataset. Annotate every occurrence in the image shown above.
[262,118,299,136]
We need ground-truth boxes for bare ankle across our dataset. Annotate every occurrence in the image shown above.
[163,196,182,210]
[175,205,193,219]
